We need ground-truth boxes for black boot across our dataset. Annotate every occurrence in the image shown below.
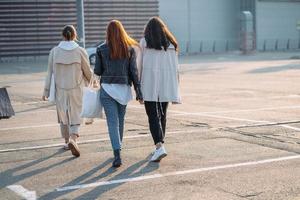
[112,149,122,168]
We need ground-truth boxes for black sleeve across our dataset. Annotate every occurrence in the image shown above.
[94,48,103,76]
[128,48,143,100]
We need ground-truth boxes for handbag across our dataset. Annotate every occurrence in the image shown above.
[80,75,103,118]
[48,73,55,103]
[0,87,15,119]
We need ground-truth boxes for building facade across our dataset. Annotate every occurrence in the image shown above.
[0,0,299,59]
[0,0,158,58]
[159,0,300,53]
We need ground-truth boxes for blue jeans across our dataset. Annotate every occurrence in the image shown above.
[100,88,126,150]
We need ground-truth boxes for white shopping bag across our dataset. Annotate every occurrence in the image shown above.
[80,77,103,118]
[48,74,56,103]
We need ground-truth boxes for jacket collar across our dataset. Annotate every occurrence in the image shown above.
[58,41,79,50]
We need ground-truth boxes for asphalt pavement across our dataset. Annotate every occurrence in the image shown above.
[0,51,300,200]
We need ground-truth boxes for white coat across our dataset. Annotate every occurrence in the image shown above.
[139,38,181,103]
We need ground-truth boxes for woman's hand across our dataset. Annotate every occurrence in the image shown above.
[138,99,144,104]
[42,95,47,101]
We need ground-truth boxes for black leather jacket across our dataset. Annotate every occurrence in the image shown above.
[94,43,143,100]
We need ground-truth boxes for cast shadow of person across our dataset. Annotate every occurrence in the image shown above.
[0,149,72,189]
[40,154,160,200]
[39,157,113,199]
[73,155,160,200]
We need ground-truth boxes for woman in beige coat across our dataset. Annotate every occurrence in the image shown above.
[42,25,92,157]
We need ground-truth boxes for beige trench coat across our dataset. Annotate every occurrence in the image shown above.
[43,46,92,125]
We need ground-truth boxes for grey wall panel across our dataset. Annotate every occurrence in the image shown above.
[158,0,189,53]
[256,1,300,50]
[159,0,240,54]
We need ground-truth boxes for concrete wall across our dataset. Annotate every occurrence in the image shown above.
[159,0,240,54]
[256,0,300,50]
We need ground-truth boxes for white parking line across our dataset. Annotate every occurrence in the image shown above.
[6,105,300,132]
[180,93,300,99]
[12,101,49,106]
[0,130,198,153]
[280,125,300,132]
[0,124,58,131]
[226,120,300,130]
[170,105,300,115]
[56,154,300,191]
[13,104,300,115]
[17,110,56,115]
[152,108,300,131]
[182,112,300,131]
[7,185,36,200]
[0,119,105,131]
[130,105,300,131]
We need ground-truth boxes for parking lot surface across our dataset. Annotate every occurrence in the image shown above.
[1,51,300,200]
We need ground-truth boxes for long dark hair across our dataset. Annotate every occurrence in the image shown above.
[106,20,138,59]
[144,17,178,51]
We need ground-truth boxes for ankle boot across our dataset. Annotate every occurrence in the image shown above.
[112,149,122,168]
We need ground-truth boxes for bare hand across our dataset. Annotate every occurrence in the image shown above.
[139,99,144,104]
[42,96,47,101]
[92,80,99,88]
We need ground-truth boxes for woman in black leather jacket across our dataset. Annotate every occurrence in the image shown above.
[94,20,143,168]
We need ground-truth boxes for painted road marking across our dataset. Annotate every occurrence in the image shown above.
[56,154,300,191]
[17,110,56,115]
[180,93,300,100]
[226,120,300,129]
[169,105,300,115]
[7,185,36,200]
[0,130,198,153]
[15,105,300,115]
[280,125,300,132]
[4,105,300,132]
[0,124,58,131]
[130,105,300,131]
[0,119,105,131]
[13,101,49,106]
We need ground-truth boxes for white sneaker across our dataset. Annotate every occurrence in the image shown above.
[63,143,70,150]
[150,146,167,162]
[85,118,94,125]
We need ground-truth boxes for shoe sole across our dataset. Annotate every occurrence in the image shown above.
[68,142,80,157]
[152,153,167,162]
[112,163,122,168]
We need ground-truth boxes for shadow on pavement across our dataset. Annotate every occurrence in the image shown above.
[248,64,300,74]
[14,104,55,114]
[0,149,70,189]
[41,154,160,200]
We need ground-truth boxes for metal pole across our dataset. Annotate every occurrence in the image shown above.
[187,0,191,54]
[76,0,85,48]
[298,30,300,49]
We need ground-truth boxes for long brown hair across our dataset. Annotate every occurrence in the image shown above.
[106,20,138,59]
[144,17,178,51]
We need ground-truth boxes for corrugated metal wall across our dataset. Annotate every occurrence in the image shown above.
[0,0,158,58]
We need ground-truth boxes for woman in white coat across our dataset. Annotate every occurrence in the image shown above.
[139,17,181,162]
[42,25,92,157]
